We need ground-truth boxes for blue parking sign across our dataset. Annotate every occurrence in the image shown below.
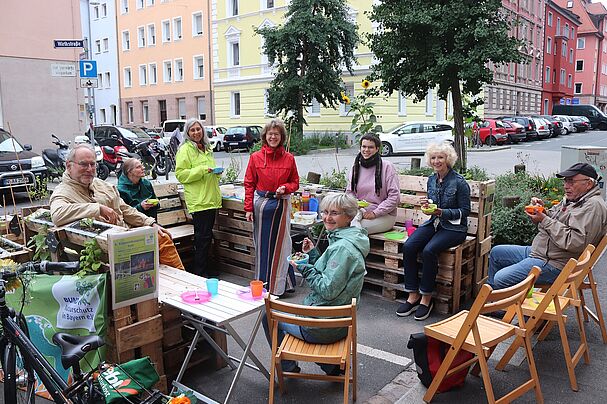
[79,60,97,78]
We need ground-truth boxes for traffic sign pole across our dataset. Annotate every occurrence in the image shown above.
[82,38,96,137]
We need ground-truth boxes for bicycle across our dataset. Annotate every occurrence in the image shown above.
[0,261,171,404]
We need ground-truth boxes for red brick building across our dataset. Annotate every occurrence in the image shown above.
[542,0,581,113]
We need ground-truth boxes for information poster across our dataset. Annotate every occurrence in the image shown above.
[108,226,159,309]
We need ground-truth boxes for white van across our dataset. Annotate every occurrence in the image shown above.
[162,119,186,137]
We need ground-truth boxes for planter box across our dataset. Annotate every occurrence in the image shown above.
[63,219,126,252]
[0,236,31,263]
[24,208,54,233]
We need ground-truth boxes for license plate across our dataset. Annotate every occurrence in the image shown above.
[4,177,28,185]
[229,142,239,146]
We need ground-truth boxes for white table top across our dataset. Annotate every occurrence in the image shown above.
[158,265,266,326]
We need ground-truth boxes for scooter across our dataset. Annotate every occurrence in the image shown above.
[41,134,69,181]
[101,145,139,178]
[73,135,106,179]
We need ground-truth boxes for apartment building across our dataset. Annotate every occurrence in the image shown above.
[484,0,545,118]
[541,0,581,114]
[81,0,121,125]
[118,0,213,127]
[212,0,447,136]
[0,0,85,148]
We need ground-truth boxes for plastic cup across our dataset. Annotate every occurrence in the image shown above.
[405,219,414,229]
[206,278,219,296]
[250,280,264,298]
[407,227,416,237]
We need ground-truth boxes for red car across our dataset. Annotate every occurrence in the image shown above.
[500,121,527,143]
[472,119,509,145]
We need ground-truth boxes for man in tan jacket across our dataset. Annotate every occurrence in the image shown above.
[488,163,607,289]
[50,144,184,269]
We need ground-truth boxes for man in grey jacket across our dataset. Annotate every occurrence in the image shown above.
[488,163,607,289]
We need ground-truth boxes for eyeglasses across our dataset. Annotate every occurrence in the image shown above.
[562,178,591,185]
[75,161,97,168]
[321,210,344,217]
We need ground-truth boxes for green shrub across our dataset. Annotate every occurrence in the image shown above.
[399,167,435,177]
[398,165,488,181]
[320,168,348,190]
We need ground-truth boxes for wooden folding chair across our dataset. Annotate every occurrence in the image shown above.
[265,298,357,404]
[496,245,595,392]
[423,267,542,404]
[579,235,607,344]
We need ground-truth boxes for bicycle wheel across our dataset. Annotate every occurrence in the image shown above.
[3,340,36,404]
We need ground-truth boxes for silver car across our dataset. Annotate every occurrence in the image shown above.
[553,115,575,134]
[531,117,550,139]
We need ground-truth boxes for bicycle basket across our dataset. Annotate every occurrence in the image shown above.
[98,357,160,403]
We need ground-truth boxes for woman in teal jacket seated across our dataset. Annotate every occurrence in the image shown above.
[262,193,370,375]
[117,158,158,220]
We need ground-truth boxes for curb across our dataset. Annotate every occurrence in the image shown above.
[364,366,419,404]
[467,145,510,153]
[304,147,355,155]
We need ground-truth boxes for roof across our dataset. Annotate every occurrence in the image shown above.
[547,0,582,25]
[587,2,607,15]
[553,0,600,34]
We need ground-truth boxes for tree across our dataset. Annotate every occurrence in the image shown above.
[368,0,525,170]
[256,0,359,140]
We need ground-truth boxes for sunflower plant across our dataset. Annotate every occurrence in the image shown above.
[342,79,382,141]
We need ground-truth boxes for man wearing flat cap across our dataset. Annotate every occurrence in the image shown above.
[488,163,607,289]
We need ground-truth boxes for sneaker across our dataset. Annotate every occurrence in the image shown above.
[396,299,421,317]
[414,301,434,321]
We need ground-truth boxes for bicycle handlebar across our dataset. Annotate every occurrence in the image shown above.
[0,261,80,281]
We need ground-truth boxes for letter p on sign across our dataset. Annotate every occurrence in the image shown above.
[79,60,97,78]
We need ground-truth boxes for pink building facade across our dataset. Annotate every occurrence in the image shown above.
[541,0,581,114]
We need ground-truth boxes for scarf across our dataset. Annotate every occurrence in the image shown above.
[351,152,382,196]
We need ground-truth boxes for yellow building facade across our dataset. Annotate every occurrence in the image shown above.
[212,0,451,135]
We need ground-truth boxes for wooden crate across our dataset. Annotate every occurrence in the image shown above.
[0,236,32,263]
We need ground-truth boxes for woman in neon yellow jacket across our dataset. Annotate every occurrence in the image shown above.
[175,118,222,276]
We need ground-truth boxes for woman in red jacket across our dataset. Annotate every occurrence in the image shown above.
[244,119,299,296]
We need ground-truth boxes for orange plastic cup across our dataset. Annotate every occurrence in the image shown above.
[250,280,264,298]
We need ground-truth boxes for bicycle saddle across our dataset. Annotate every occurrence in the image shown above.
[52,333,105,370]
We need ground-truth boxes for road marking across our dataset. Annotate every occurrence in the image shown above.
[357,343,412,367]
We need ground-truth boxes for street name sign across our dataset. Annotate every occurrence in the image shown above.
[54,40,84,48]
[79,60,97,78]
[80,78,99,89]
[51,63,76,77]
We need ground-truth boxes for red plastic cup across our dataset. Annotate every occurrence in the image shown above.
[407,227,416,237]
[250,280,264,298]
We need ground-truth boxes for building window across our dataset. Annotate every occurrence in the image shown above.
[93,5,99,19]
[230,41,240,66]
[146,0,154,5]
[197,97,206,120]
[575,82,582,94]
[138,27,145,47]
[124,67,132,87]
[101,3,107,17]
[546,37,552,54]
[148,24,156,46]
[564,24,570,38]
[121,0,128,14]
[174,59,184,81]
[142,102,149,123]
[545,66,550,83]
[263,0,274,9]
[309,97,321,116]
[139,65,147,85]
[122,31,130,51]
[149,63,157,84]
[228,0,239,17]
[95,39,101,54]
[231,92,241,117]
[136,0,144,9]
[102,38,108,52]
[571,28,575,39]
[178,98,186,119]
[425,89,434,116]
[105,72,111,88]
[562,41,567,57]
[560,69,566,84]
[173,17,182,41]
[192,12,203,36]
[163,61,172,82]
[568,74,572,88]
[162,20,171,42]
[100,108,106,123]
[556,17,560,35]
[97,73,103,88]
[569,49,574,63]
[577,37,585,49]
[127,102,134,123]
[547,12,552,26]
[576,60,584,71]
[193,56,204,79]
[398,91,407,116]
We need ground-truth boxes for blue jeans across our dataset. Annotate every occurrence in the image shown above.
[403,224,467,295]
[487,245,561,289]
[261,312,342,374]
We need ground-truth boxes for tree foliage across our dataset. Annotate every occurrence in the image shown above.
[256,0,359,137]
[368,0,525,169]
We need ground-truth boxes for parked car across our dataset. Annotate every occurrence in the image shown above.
[206,126,228,152]
[553,115,575,134]
[162,119,186,137]
[500,121,527,143]
[223,125,263,151]
[474,119,509,145]
[0,128,47,194]
[86,125,151,151]
[569,116,590,132]
[378,121,454,156]
[499,116,538,141]
[539,115,563,137]
[531,117,551,139]
[552,104,607,130]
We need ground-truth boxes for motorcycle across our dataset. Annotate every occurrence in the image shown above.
[41,134,69,181]
[101,145,138,178]
[73,135,106,179]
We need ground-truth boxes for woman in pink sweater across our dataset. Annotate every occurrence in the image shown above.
[346,134,400,234]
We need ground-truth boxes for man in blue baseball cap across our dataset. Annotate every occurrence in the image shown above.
[488,162,607,289]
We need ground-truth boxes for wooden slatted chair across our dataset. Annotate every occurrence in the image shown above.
[265,298,357,404]
[579,235,607,344]
[496,245,595,392]
[423,267,542,403]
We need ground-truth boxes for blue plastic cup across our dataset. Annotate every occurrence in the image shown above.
[206,278,219,296]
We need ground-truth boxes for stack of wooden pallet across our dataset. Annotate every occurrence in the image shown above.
[364,175,495,314]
